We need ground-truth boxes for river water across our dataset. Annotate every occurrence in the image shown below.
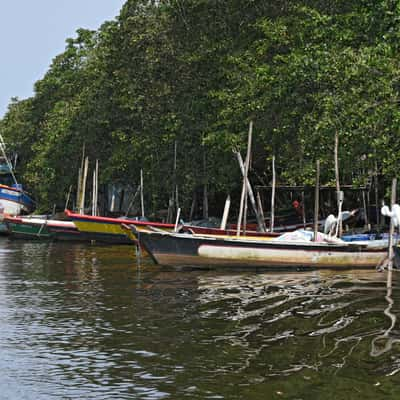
[0,237,400,399]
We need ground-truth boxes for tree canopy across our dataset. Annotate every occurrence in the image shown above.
[1,0,399,216]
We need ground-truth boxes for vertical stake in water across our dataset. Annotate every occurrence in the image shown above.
[174,207,181,233]
[79,157,89,215]
[313,160,320,242]
[220,195,231,230]
[334,131,343,236]
[64,185,72,211]
[256,191,266,232]
[236,152,266,232]
[387,178,397,270]
[236,121,253,236]
[301,190,306,228]
[140,169,145,218]
[270,155,276,232]
[375,162,380,227]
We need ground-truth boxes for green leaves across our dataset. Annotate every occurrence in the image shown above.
[2,0,400,214]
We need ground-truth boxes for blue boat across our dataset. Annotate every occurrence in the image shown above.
[0,136,35,225]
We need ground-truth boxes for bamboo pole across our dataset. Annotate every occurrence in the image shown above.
[375,162,380,226]
[140,169,145,218]
[256,191,266,231]
[387,178,397,270]
[220,195,231,230]
[334,131,342,236]
[79,156,89,215]
[301,191,306,228]
[174,207,181,233]
[236,152,266,232]
[95,160,99,216]
[92,169,96,216]
[76,144,85,209]
[64,185,72,211]
[362,190,369,229]
[313,160,320,241]
[236,121,253,236]
[270,155,276,232]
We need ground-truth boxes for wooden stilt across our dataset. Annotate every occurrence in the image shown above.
[313,160,320,241]
[174,207,181,233]
[256,191,267,232]
[65,185,72,211]
[301,190,306,228]
[334,131,343,236]
[79,157,89,215]
[140,169,145,218]
[270,155,276,232]
[387,178,397,270]
[220,195,231,230]
[236,152,266,232]
[236,121,253,236]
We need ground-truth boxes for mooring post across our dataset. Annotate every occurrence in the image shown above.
[270,155,276,232]
[387,178,397,270]
[313,160,320,241]
[220,195,231,230]
[237,121,253,236]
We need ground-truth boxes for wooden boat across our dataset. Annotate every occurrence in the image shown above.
[4,215,78,240]
[131,227,393,269]
[0,135,35,218]
[65,209,285,244]
[64,209,175,244]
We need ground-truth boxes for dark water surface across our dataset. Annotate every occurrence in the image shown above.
[1,237,400,399]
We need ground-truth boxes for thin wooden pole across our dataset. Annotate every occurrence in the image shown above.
[95,160,99,216]
[256,191,266,231]
[270,155,276,232]
[140,169,145,218]
[362,190,369,229]
[174,140,179,210]
[220,195,231,230]
[237,121,253,236]
[79,156,89,215]
[92,169,96,216]
[334,131,343,236]
[174,207,181,233]
[64,185,72,211]
[76,144,85,208]
[313,160,320,241]
[375,162,380,226]
[236,152,266,232]
[301,190,306,228]
[387,178,397,270]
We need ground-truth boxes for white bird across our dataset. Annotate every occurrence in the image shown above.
[324,214,337,235]
[324,209,358,235]
[381,203,400,227]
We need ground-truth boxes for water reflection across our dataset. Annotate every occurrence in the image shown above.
[0,239,400,399]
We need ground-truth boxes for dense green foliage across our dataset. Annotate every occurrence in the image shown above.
[1,0,400,216]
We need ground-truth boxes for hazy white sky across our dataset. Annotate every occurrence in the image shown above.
[0,0,126,117]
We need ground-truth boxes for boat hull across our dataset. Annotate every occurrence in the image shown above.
[5,218,52,239]
[0,185,35,215]
[64,210,176,245]
[137,230,389,269]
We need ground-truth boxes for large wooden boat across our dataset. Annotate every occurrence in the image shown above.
[132,227,392,269]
